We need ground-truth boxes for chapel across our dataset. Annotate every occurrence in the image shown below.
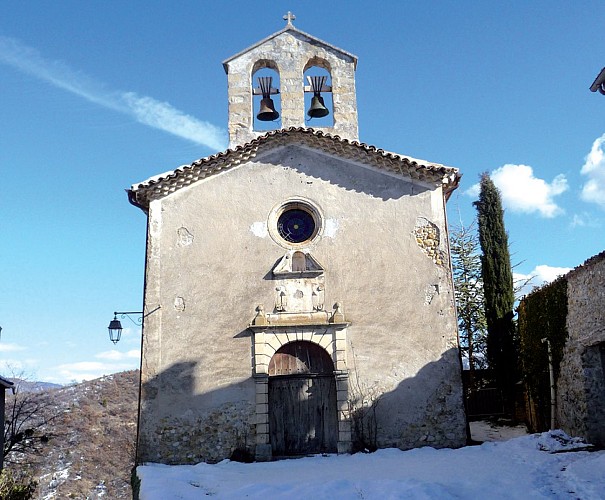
[128,14,467,464]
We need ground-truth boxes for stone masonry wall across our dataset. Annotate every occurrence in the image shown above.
[138,398,256,465]
[557,252,605,446]
[414,217,446,267]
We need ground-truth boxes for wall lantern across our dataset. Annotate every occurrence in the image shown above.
[106,306,160,344]
[108,315,122,343]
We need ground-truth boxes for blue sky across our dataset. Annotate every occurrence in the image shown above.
[1,2,604,384]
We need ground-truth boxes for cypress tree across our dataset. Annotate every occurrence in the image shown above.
[473,173,517,414]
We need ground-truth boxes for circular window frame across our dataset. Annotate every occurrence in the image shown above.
[268,198,323,249]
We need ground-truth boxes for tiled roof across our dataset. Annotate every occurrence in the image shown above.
[128,128,461,210]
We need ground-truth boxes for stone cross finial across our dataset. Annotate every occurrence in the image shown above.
[283,11,296,26]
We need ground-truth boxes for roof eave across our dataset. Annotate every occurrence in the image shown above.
[222,25,358,73]
[0,376,14,390]
[129,128,459,209]
[127,188,148,213]
[443,172,462,202]
[589,67,605,93]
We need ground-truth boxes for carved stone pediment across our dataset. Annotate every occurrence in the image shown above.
[272,250,325,277]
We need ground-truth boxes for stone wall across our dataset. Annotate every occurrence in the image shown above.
[557,252,605,446]
[138,400,256,465]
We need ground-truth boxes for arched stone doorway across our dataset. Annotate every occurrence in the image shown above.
[268,341,338,456]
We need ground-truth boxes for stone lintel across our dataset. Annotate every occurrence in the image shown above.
[249,322,350,332]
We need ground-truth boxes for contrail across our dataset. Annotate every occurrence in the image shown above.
[0,35,228,151]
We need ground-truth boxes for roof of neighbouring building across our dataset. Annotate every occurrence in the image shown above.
[222,24,358,71]
[128,128,461,210]
[0,376,14,390]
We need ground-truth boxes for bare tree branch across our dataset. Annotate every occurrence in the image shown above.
[4,382,61,465]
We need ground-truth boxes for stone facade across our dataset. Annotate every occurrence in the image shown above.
[129,20,466,465]
[557,252,605,446]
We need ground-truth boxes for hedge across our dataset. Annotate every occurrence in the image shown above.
[517,276,568,431]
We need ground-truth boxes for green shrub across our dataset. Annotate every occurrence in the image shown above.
[0,470,37,500]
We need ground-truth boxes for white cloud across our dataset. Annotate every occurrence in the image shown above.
[0,359,40,378]
[56,357,139,384]
[464,183,480,198]
[580,133,605,208]
[532,265,571,283]
[569,212,601,228]
[58,361,108,372]
[515,264,571,296]
[56,372,112,384]
[570,214,586,227]
[0,35,227,151]
[96,349,140,361]
[0,343,26,352]
[120,93,227,150]
[466,164,568,217]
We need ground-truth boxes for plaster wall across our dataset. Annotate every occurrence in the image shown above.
[557,254,605,446]
[137,145,465,463]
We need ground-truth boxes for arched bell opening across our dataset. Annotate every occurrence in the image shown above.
[303,59,333,128]
[268,341,338,456]
[252,61,281,132]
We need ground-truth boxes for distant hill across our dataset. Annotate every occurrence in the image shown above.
[3,370,139,499]
[9,378,63,393]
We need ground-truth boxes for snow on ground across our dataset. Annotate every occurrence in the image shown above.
[138,431,605,499]
[469,419,529,442]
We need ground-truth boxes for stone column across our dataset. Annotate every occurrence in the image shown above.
[335,370,352,453]
[254,374,272,461]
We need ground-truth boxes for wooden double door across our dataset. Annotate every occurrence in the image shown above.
[268,341,338,456]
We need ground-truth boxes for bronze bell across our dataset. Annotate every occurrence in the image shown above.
[257,97,279,121]
[307,94,329,118]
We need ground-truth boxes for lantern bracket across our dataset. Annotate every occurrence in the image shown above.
[107,305,160,344]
